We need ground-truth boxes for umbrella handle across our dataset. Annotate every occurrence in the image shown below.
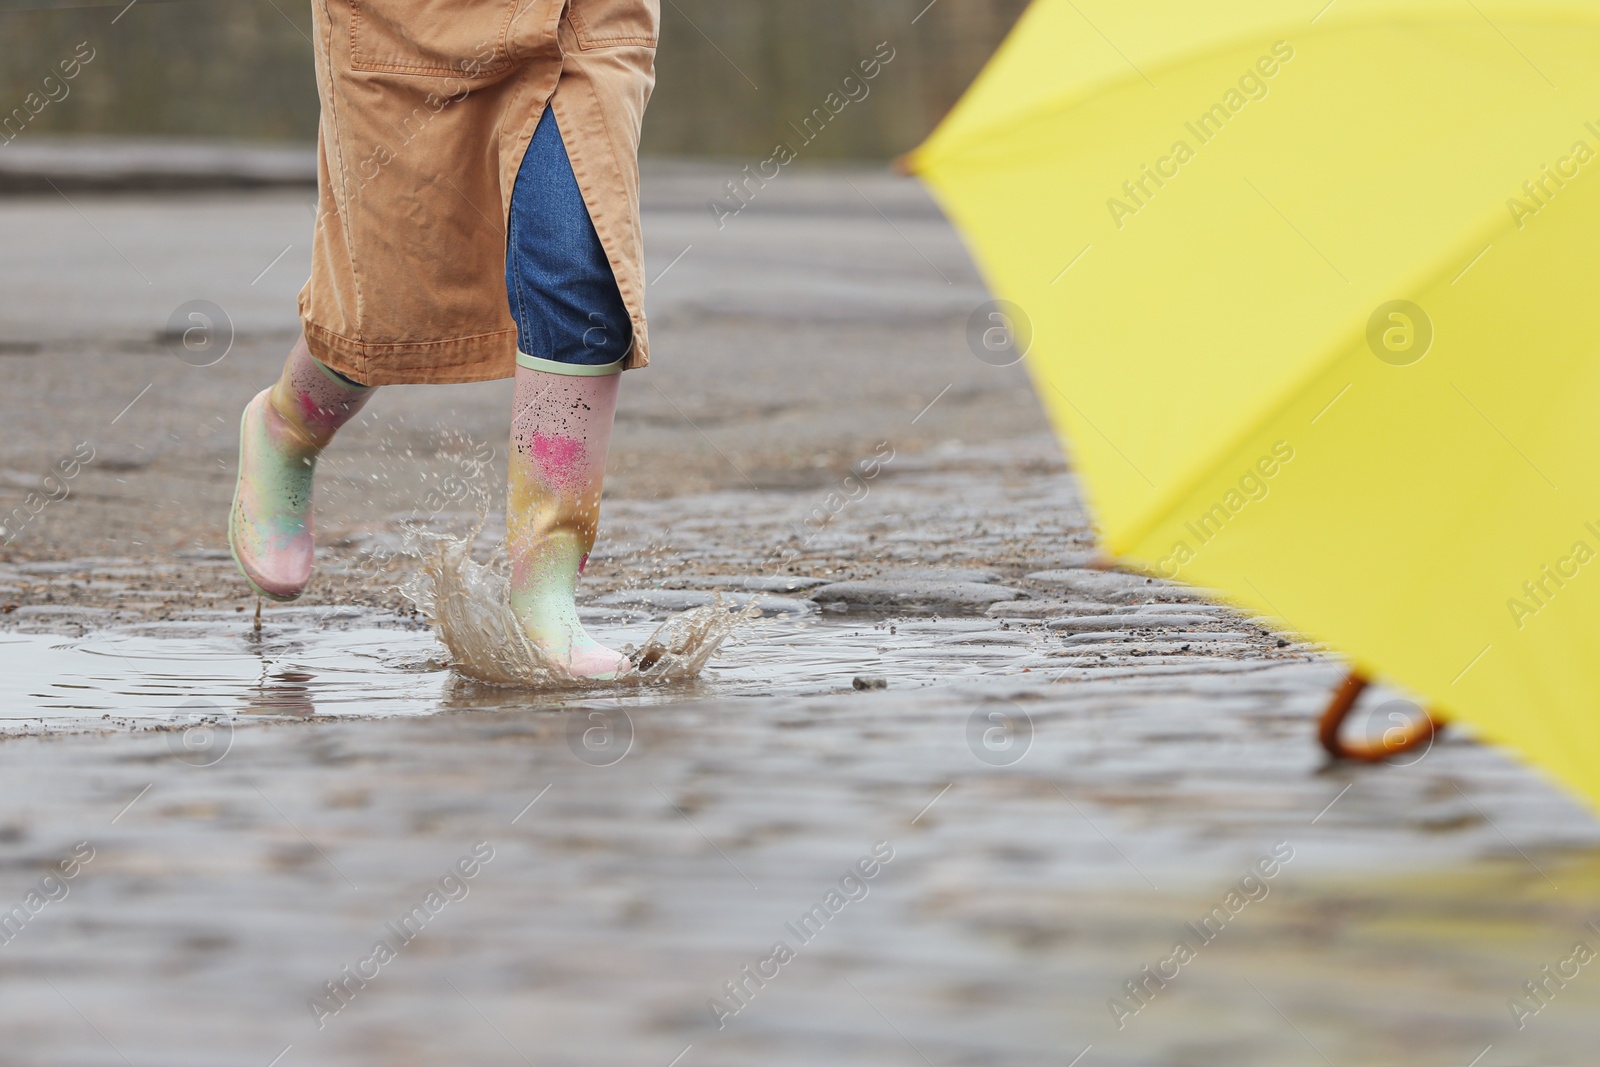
[1318,672,1442,762]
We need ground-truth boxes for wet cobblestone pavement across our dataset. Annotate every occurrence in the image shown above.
[4,174,1599,1065]
[4,446,1599,1065]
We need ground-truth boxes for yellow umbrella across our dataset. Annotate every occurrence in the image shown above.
[905,0,1600,808]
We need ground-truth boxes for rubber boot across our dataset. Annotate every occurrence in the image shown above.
[229,337,374,601]
[507,354,630,679]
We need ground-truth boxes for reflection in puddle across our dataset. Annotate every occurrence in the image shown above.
[0,606,1050,732]
[0,627,448,729]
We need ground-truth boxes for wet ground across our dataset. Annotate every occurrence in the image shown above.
[2,165,1599,1065]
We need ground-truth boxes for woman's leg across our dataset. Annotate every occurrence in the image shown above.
[508,362,624,677]
[505,107,633,678]
[229,335,374,600]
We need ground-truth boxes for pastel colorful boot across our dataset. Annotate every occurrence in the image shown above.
[229,338,374,601]
[507,355,630,679]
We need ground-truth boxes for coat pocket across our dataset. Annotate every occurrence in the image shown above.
[347,0,520,78]
[566,0,658,49]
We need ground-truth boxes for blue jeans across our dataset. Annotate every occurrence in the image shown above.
[505,108,632,367]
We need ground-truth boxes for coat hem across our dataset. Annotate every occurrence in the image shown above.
[301,319,521,385]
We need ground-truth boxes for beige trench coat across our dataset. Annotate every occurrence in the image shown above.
[298,0,657,385]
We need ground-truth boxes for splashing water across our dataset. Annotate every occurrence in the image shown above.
[401,524,759,688]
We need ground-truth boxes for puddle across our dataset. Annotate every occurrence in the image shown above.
[0,451,1300,732]
[0,627,448,729]
[0,604,1072,733]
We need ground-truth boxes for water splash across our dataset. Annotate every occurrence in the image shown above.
[402,523,758,688]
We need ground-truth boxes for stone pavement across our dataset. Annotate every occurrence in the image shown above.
[1,163,1597,1065]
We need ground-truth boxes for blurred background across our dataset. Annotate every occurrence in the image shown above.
[0,0,1026,158]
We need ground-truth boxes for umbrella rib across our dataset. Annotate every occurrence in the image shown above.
[1107,195,1527,560]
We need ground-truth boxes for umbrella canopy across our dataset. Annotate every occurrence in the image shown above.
[906,0,1600,809]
